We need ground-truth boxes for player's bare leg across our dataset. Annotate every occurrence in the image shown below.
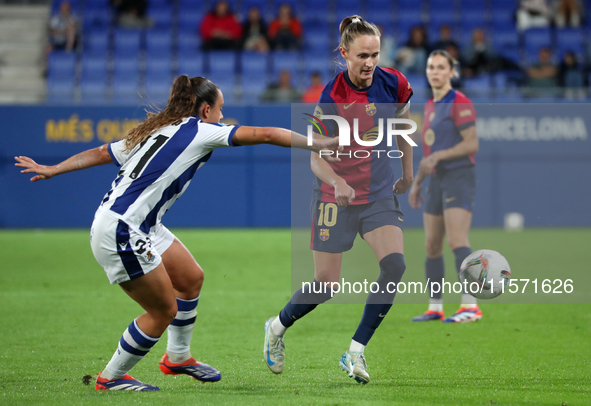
[158,238,221,382]
[97,264,176,391]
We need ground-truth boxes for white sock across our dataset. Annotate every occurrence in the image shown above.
[271,316,287,336]
[166,297,198,361]
[102,319,160,380]
[348,339,365,354]
[461,293,478,308]
[428,298,443,312]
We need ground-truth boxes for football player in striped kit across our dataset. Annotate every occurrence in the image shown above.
[15,75,339,391]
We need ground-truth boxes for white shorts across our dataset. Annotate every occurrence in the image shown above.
[90,210,175,285]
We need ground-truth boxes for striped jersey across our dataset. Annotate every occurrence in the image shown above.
[98,117,240,233]
[313,67,413,205]
[422,89,476,172]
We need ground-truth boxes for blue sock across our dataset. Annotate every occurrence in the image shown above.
[453,247,472,279]
[425,256,445,300]
[278,280,333,328]
[352,253,406,346]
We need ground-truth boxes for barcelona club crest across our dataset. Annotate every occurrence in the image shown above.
[319,228,330,241]
[365,103,377,116]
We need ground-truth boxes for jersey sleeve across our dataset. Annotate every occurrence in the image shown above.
[200,123,242,148]
[313,86,339,136]
[451,94,477,131]
[395,71,413,117]
[108,139,131,167]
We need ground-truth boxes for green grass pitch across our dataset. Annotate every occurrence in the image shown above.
[0,228,590,405]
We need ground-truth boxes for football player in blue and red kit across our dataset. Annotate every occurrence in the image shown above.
[408,50,481,323]
[264,15,415,384]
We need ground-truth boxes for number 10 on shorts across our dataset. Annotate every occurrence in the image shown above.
[318,203,338,227]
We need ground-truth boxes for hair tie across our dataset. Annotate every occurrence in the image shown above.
[351,17,360,23]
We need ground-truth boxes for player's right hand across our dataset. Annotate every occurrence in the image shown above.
[15,156,54,182]
[408,184,423,209]
[334,179,355,207]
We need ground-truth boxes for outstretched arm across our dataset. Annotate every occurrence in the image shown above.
[15,144,113,182]
[232,126,340,159]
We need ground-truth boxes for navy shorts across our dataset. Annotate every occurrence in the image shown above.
[310,195,404,253]
[424,166,476,216]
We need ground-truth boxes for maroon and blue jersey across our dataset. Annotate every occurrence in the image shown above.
[313,67,413,205]
[422,89,476,172]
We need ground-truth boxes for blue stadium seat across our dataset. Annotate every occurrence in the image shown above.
[113,56,141,80]
[112,77,142,104]
[491,28,519,49]
[113,29,142,57]
[404,74,428,91]
[397,0,423,10]
[272,51,300,76]
[148,6,173,29]
[240,74,268,103]
[47,52,77,80]
[83,29,110,55]
[304,27,331,53]
[146,29,173,57]
[365,9,393,28]
[334,0,362,25]
[207,72,236,103]
[178,9,205,31]
[144,76,173,102]
[178,30,201,54]
[241,52,269,76]
[82,7,111,30]
[556,28,584,59]
[301,0,329,24]
[463,75,492,91]
[46,77,75,101]
[80,75,108,101]
[490,8,516,32]
[145,57,172,80]
[208,51,237,75]
[81,54,108,80]
[178,53,205,76]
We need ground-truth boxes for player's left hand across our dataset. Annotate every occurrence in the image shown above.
[393,176,413,195]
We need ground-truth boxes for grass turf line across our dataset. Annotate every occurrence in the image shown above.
[0,228,589,405]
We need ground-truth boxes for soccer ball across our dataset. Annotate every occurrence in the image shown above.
[459,249,511,300]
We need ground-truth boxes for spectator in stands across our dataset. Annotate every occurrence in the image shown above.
[395,25,428,74]
[516,0,551,31]
[527,47,558,96]
[110,0,151,28]
[241,6,270,53]
[558,51,585,99]
[302,71,324,103]
[268,3,303,50]
[200,0,242,50]
[430,25,458,54]
[554,0,583,28]
[47,1,79,53]
[462,28,496,77]
[261,70,301,102]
